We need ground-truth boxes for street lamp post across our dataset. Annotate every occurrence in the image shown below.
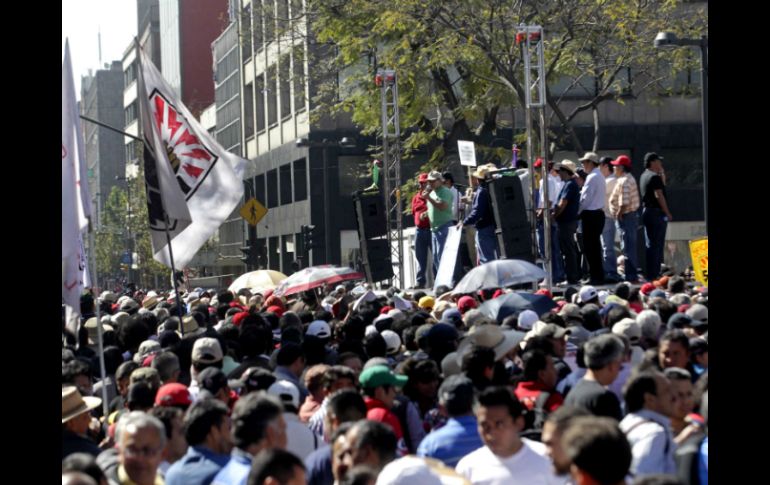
[116,176,133,284]
[655,32,708,234]
[295,137,356,265]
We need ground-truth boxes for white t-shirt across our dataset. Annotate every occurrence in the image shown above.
[455,440,561,485]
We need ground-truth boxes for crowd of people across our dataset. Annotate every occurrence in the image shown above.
[411,151,674,287]
[62,268,708,485]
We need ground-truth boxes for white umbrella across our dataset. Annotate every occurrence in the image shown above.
[228,270,288,293]
[452,259,546,294]
[273,265,365,297]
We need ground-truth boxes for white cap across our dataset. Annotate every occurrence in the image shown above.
[381,330,402,355]
[598,290,609,306]
[267,380,300,410]
[517,310,539,330]
[307,320,332,339]
[388,309,406,324]
[578,285,598,304]
[365,325,379,337]
[612,318,642,344]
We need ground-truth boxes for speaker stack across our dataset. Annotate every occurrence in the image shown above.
[486,175,534,262]
[353,191,394,282]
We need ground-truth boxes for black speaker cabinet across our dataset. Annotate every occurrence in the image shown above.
[353,191,387,239]
[487,176,534,262]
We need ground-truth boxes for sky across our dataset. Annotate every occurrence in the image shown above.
[62,0,138,99]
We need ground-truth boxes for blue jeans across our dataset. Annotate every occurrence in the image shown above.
[616,211,639,281]
[538,218,565,282]
[432,222,452,277]
[643,207,667,280]
[414,227,432,287]
[475,225,499,264]
[601,215,619,279]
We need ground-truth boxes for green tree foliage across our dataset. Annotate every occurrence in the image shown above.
[305,0,706,195]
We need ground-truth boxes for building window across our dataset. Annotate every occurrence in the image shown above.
[267,168,278,208]
[293,45,305,113]
[281,234,295,273]
[256,75,266,133]
[277,0,289,34]
[264,0,275,44]
[268,236,280,270]
[244,83,254,138]
[255,173,266,206]
[253,2,263,51]
[293,158,307,201]
[267,65,277,126]
[124,100,137,126]
[123,62,136,87]
[241,5,252,62]
[280,54,291,119]
[280,163,292,205]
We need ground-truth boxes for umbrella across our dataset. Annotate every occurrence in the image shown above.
[452,259,546,295]
[273,265,365,297]
[478,292,557,324]
[228,270,288,293]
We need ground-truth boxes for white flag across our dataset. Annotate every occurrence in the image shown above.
[62,39,92,331]
[136,43,245,269]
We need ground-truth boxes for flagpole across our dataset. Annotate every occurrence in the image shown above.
[89,228,109,418]
[164,214,185,335]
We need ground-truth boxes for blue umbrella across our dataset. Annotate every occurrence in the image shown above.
[478,292,557,324]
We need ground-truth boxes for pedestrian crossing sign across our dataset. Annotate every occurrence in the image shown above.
[240,198,267,226]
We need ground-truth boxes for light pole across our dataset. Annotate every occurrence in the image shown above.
[116,176,133,284]
[295,137,356,265]
[655,32,708,234]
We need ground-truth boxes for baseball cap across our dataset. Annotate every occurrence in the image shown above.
[426,171,443,182]
[359,365,408,389]
[381,330,402,355]
[612,155,632,168]
[197,367,229,395]
[579,152,599,164]
[418,296,435,310]
[578,285,598,304]
[644,152,663,164]
[517,310,539,330]
[437,375,475,410]
[307,320,332,339]
[667,313,694,330]
[535,323,571,340]
[235,367,277,393]
[267,380,300,410]
[192,337,224,364]
[457,296,477,314]
[612,318,642,344]
[418,173,429,183]
[686,304,708,326]
[154,383,192,408]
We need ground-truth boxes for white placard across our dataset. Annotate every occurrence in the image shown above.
[434,226,463,291]
[458,140,477,167]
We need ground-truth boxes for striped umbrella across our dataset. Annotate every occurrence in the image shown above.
[273,265,365,297]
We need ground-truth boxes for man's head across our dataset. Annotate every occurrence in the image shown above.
[267,380,301,415]
[623,370,677,417]
[183,397,232,454]
[663,368,695,421]
[474,386,525,458]
[322,365,358,396]
[583,334,625,385]
[338,353,364,377]
[426,171,444,190]
[247,449,306,485]
[644,152,664,171]
[417,173,428,189]
[359,365,408,409]
[521,350,558,390]
[658,330,690,369]
[442,171,455,188]
[599,156,614,177]
[148,406,187,465]
[276,342,306,377]
[579,152,600,173]
[342,420,398,472]
[562,416,632,485]
[231,392,286,454]
[324,389,368,441]
[115,411,166,485]
[62,386,101,435]
[116,361,140,398]
[152,352,181,384]
[438,375,475,418]
[542,406,591,475]
[555,161,576,181]
[63,359,94,397]
[611,155,632,175]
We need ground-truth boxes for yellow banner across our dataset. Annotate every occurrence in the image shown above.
[689,237,708,286]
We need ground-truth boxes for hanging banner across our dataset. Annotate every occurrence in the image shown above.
[434,226,463,291]
[688,237,708,286]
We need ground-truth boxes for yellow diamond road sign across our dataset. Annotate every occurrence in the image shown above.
[240,198,267,226]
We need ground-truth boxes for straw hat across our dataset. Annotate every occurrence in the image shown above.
[62,386,101,424]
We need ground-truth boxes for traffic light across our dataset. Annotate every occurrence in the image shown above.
[240,240,259,269]
[301,225,320,251]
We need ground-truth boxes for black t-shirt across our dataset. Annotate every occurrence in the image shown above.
[640,170,666,209]
[564,378,623,421]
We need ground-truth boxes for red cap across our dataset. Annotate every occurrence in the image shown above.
[534,158,544,168]
[492,289,505,299]
[265,295,284,310]
[233,311,250,326]
[611,155,632,168]
[142,354,156,367]
[418,173,428,183]
[535,288,553,299]
[677,304,691,314]
[380,306,393,315]
[267,305,284,317]
[155,383,192,408]
[641,283,656,296]
[654,276,670,288]
[457,296,478,314]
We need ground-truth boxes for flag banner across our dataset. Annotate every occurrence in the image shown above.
[62,39,92,327]
[136,44,245,269]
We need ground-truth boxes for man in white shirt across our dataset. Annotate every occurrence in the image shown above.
[455,386,560,485]
[599,157,621,283]
[535,159,566,284]
[577,152,607,285]
[267,380,320,460]
[619,370,678,477]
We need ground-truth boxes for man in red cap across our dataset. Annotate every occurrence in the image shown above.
[411,173,432,288]
[609,155,642,283]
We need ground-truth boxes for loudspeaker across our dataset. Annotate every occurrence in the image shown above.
[487,176,534,262]
[353,192,387,239]
[361,238,394,282]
